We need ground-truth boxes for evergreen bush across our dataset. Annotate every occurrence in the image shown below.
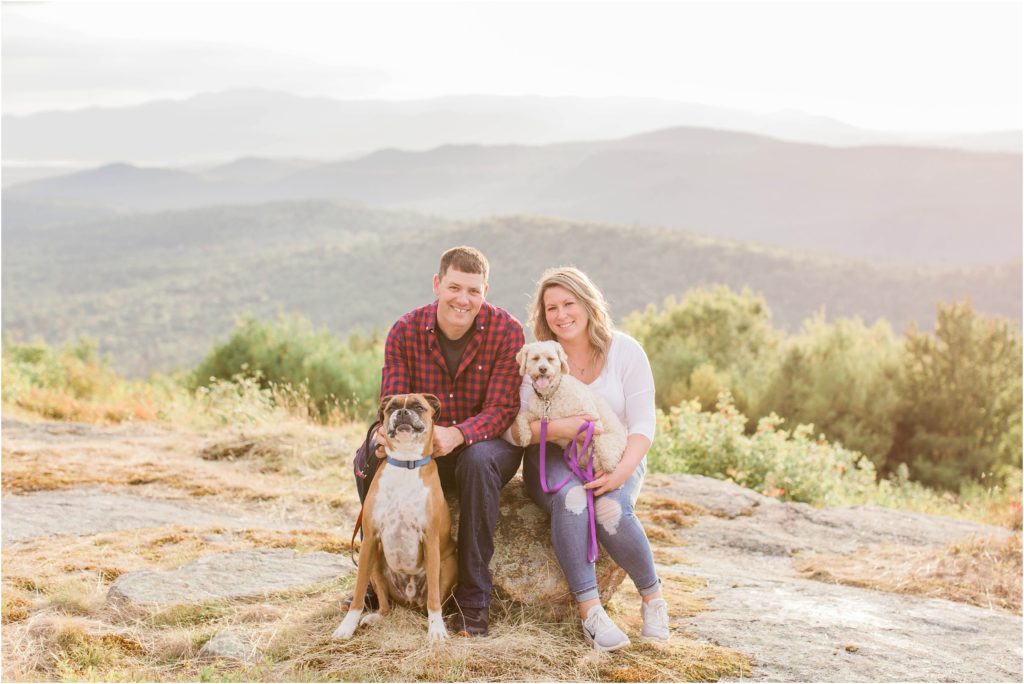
[889,301,1022,490]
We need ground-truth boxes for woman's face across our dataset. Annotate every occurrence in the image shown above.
[543,285,589,345]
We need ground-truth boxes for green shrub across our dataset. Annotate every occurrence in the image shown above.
[889,301,1022,491]
[3,336,108,399]
[1,336,158,422]
[623,286,781,416]
[191,315,383,421]
[755,314,902,470]
[649,393,879,506]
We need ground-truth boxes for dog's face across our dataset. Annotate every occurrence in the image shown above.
[516,340,569,395]
[379,393,441,453]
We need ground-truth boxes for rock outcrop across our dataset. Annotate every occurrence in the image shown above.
[479,476,627,617]
[1,488,310,544]
[107,549,349,605]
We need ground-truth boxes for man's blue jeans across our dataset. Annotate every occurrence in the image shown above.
[353,437,523,609]
[522,442,661,603]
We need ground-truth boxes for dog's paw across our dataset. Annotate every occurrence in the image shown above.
[359,612,383,627]
[331,610,362,640]
[513,418,531,447]
[427,609,449,642]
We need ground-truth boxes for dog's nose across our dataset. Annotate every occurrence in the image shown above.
[538,366,548,375]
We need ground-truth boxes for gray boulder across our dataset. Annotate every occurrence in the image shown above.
[198,630,256,663]
[456,476,627,618]
[108,549,349,605]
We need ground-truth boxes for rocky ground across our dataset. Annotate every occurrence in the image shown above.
[2,417,1021,681]
[645,476,1022,682]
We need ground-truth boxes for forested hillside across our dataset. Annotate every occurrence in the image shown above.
[3,200,1019,376]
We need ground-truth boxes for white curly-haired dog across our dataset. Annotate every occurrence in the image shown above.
[512,340,627,474]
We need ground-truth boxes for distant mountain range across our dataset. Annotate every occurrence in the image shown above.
[3,89,1019,172]
[6,126,1020,266]
[3,200,1018,376]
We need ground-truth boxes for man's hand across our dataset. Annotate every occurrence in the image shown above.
[432,425,465,457]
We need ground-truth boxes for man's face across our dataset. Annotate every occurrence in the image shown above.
[432,268,488,335]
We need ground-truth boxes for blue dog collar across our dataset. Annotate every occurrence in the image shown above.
[386,455,432,469]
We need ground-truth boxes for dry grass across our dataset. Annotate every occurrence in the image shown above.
[636,494,705,547]
[1,497,745,679]
[239,530,349,555]
[3,592,35,624]
[283,598,749,682]
[794,532,1023,614]
[199,435,297,471]
[13,386,159,424]
[2,553,745,682]
[1,421,365,523]
[1,409,750,681]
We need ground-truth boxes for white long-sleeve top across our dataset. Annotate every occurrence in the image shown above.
[512,330,657,442]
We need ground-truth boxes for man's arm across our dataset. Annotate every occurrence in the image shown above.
[456,320,525,445]
[374,320,413,452]
[381,319,412,398]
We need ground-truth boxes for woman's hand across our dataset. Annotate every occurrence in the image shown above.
[551,415,603,442]
[584,466,631,496]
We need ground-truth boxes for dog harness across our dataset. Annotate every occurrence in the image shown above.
[539,419,600,564]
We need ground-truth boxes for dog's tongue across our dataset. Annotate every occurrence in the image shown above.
[395,424,414,434]
[534,377,550,390]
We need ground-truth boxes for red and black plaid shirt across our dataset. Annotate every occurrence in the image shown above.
[381,300,525,446]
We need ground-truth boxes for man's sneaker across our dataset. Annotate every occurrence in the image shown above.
[640,598,670,642]
[341,586,379,611]
[445,604,489,637]
[581,604,630,651]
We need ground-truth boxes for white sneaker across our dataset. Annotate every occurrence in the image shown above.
[641,598,670,642]
[581,604,631,652]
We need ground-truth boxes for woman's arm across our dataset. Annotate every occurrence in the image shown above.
[583,433,651,496]
[584,333,656,495]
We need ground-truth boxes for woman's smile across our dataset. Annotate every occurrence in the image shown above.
[545,285,589,341]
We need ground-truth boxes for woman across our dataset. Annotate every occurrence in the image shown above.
[513,266,669,651]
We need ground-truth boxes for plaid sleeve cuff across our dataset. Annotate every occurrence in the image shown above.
[456,414,505,445]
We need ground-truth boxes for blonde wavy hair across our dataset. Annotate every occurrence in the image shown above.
[528,267,614,362]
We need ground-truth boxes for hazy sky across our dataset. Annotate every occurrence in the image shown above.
[3,0,1021,132]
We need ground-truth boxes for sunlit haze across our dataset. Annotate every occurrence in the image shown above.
[3,0,1021,133]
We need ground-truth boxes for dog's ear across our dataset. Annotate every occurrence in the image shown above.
[557,345,570,375]
[422,393,442,417]
[516,346,529,376]
[377,395,393,422]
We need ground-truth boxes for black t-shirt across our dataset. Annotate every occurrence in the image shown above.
[436,325,476,380]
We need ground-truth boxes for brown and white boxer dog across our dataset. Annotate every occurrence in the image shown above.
[332,393,458,642]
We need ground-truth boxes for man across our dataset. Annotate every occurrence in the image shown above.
[351,245,525,636]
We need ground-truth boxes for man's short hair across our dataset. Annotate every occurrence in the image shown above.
[438,246,490,282]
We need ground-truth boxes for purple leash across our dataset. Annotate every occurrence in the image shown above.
[539,419,600,563]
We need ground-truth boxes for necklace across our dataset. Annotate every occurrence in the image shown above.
[567,351,593,377]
